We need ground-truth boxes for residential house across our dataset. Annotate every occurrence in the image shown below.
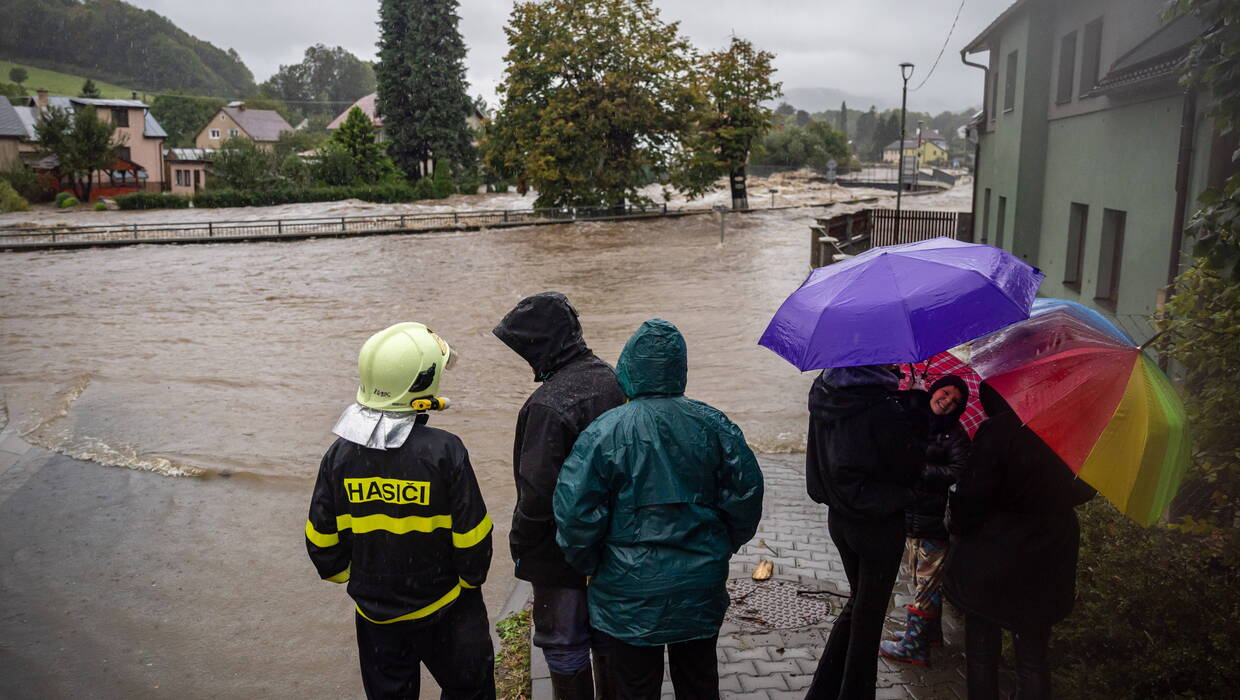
[12,90,168,197]
[882,137,950,166]
[0,99,24,169]
[326,92,487,142]
[195,102,293,150]
[165,148,215,196]
[962,0,1233,324]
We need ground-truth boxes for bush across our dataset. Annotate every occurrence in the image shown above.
[58,196,79,208]
[55,191,72,204]
[192,184,419,208]
[0,180,30,212]
[94,201,107,211]
[432,160,455,199]
[115,192,191,210]
[0,165,45,202]
[1051,500,1240,698]
[411,177,436,200]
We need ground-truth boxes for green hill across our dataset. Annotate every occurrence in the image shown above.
[0,0,256,97]
[1,60,137,100]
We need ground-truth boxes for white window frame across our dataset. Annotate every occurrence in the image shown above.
[209,129,221,139]
[229,129,239,138]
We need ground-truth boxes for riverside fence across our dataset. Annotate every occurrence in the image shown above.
[810,208,974,268]
[0,203,679,251]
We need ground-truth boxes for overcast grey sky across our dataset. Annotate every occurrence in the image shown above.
[127,0,1010,113]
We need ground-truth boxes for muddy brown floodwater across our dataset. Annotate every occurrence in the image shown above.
[0,187,970,696]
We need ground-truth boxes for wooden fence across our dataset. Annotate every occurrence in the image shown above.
[810,208,974,268]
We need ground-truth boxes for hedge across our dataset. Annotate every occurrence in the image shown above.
[192,184,419,209]
[115,192,191,210]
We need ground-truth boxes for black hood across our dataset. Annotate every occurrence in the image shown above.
[808,366,896,425]
[493,292,590,381]
[978,381,1012,418]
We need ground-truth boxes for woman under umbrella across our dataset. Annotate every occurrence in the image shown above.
[944,383,1096,699]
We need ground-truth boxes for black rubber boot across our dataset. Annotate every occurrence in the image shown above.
[592,651,614,700]
[550,665,595,700]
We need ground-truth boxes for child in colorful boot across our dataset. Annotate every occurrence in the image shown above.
[880,375,971,666]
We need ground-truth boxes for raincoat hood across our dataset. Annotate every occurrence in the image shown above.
[493,292,590,381]
[616,318,687,398]
[809,365,900,425]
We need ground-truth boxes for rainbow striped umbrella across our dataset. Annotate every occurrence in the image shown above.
[969,299,1190,525]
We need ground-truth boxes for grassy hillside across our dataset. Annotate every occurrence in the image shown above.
[2,60,136,99]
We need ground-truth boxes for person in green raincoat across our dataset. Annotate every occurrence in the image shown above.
[554,318,764,699]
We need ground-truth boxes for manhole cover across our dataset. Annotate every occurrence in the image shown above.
[725,578,836,631]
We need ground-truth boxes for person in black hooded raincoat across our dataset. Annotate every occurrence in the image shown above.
[554,318,763,700]
[493,292,626,700]
[944,383,1095,700]
[803,364,925,700]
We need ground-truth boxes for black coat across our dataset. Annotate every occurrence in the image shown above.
[494,292,626,588]
[805,367,924,521]
[943,395,1096,633]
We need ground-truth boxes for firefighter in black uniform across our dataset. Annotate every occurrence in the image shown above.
[306,322,494,700]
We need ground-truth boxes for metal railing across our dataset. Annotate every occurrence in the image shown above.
[0,202,674,250]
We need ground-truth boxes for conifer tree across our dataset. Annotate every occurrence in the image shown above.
[376,0,475,180]
[838,101,847,136]
[79,79,102,98]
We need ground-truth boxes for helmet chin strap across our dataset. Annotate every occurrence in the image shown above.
[409,397,451,412]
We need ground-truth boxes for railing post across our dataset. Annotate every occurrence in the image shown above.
[208,222,213,238]
[341,217,346,232]
[278,220,283,236]
[132,223,138,239]
[504,210,509,223]
[400,214,407,229]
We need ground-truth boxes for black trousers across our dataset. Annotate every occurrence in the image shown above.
[354,588,495,700]
[806,510,906,700]
[965,612,1052,700]
[607,633,719,700]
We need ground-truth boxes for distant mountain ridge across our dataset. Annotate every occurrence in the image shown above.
[0,0,256,97]
[774,86,981,115]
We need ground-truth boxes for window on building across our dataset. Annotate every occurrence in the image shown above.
[1004,51,1018,113]
[1065,203,1089,288]
[111,108,130,127]
[1080,17,1104,97]
[1095,208,1126,308]
[210,129,221,139]
[229,129,239,138]
[996,196,1008,249]
[982,188,992,243]
[1056,31,1077,104]
[175,170,185,187]
[115,146,131,162]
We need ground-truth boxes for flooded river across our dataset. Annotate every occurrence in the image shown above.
[0,184,970,623]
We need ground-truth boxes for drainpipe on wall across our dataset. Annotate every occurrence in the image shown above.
[1166,88,1198,294]
[961,50,989,241]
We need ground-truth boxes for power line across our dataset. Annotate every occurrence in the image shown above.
[912,0,968,92]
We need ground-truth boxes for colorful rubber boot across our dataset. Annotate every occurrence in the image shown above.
[879,605,933,667]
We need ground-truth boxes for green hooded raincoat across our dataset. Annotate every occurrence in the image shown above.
[554,319,764,646]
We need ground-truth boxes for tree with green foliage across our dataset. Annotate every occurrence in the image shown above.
[775,102,795,116]
[261,44,376,117]
[483,0,701,208]
[377,0,475,180]
[273,128,328,161]
[209,137,277,191]
[751,122,848,170]
[150,93,225,147]
[838,101,847,136]
[870,112,901,162]
[8,66,27,86]
[34,106,126,201]
[672,36,781,208]
[79,79,101,98]
[332,106,392,184]
[855,106,878,154]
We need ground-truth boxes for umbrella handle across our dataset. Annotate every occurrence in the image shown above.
[1137,330,1168,352]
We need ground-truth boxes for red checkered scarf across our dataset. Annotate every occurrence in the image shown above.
[899,352,985,438]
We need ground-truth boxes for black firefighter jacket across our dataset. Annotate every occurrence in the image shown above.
[493,292,626,588]
[306,418,493,625]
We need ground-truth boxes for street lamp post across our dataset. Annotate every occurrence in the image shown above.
[896,62,914,237]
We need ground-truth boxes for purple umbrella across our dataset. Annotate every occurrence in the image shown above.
[759,237,1043,370]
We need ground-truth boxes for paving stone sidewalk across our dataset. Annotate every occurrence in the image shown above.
[530,454,968,700]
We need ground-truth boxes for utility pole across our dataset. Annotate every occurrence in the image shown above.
[896,62,914,237]
[914,119,925,191]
